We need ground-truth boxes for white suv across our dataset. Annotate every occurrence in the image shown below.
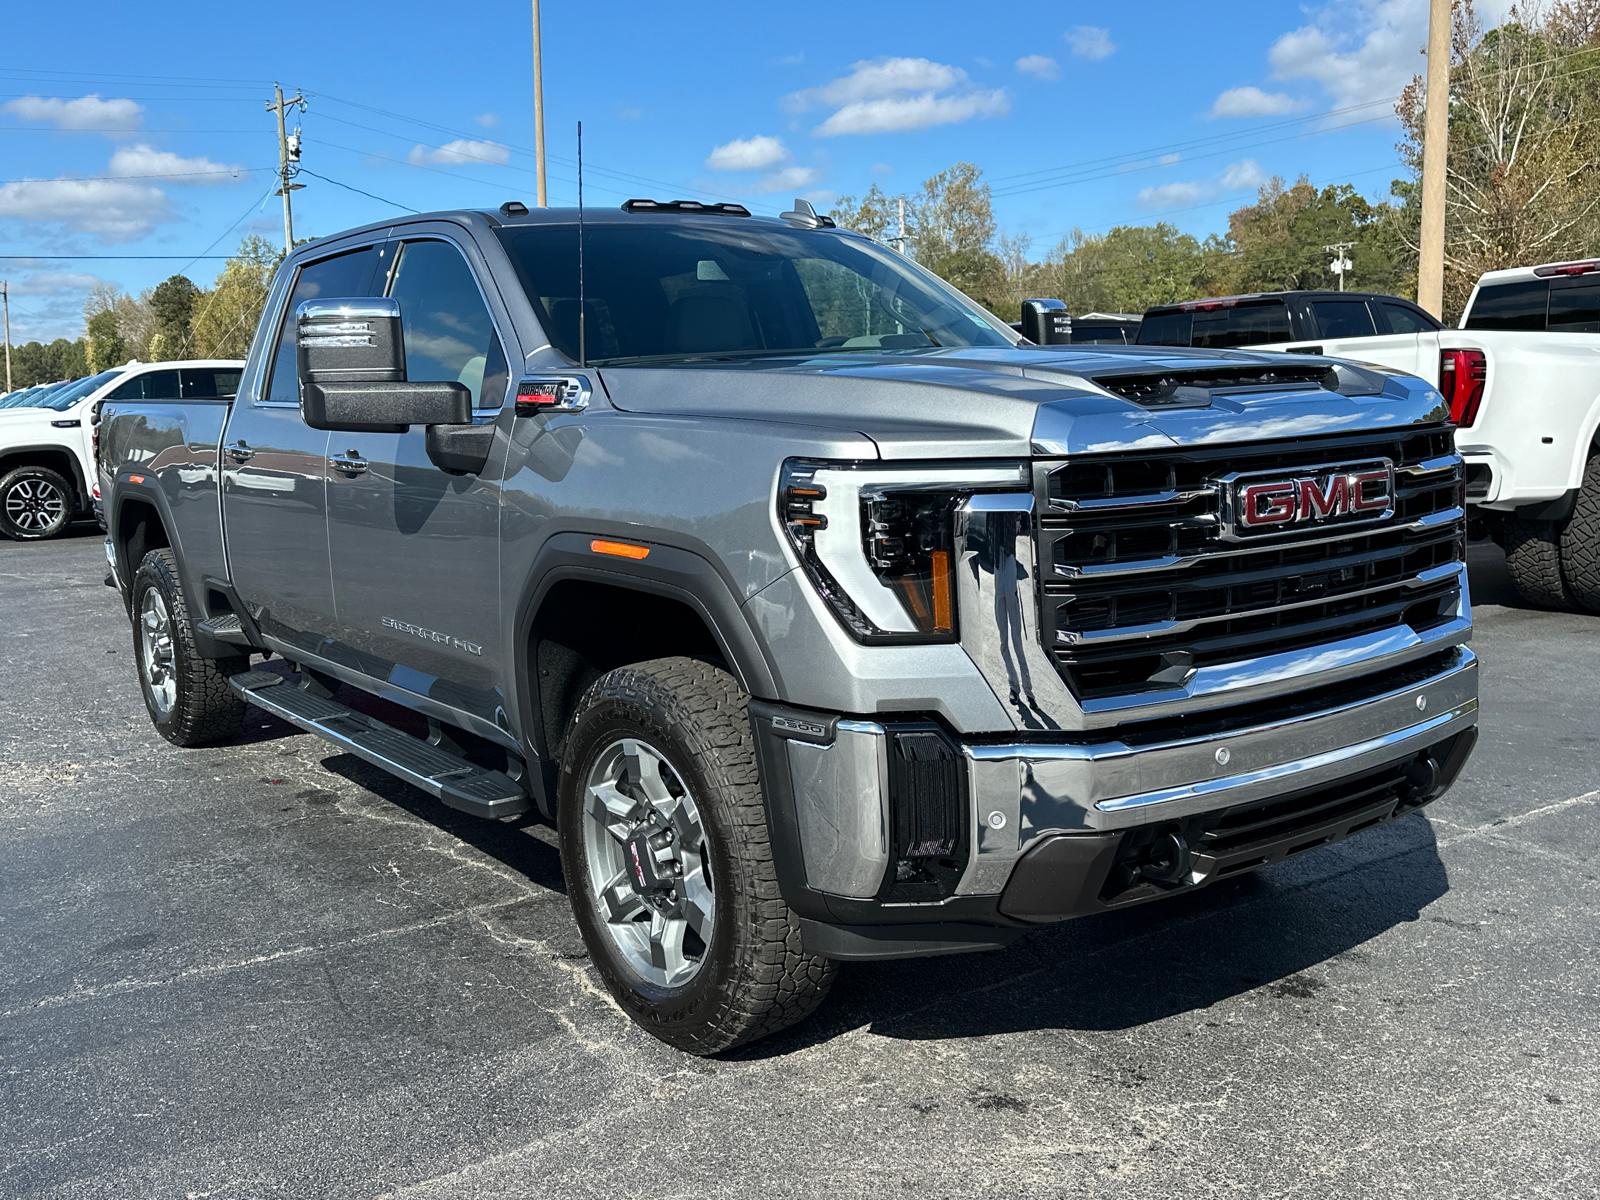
[0,359,243,541]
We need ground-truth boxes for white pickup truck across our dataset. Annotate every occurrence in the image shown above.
[1137,278,1600,611]
[0,360,242,541]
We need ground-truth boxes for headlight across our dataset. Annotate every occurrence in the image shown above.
[779,459,1029,643]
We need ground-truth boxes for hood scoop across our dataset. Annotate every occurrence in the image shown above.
[1092,364,1341,409]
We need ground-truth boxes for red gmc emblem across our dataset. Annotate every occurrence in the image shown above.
[1229,462,1393,535]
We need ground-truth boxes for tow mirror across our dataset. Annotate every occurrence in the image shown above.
[295,298,490,473]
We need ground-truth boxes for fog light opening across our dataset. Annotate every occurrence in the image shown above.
[1140,828,1191,884]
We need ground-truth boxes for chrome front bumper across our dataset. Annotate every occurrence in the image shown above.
[765,645,1477,905]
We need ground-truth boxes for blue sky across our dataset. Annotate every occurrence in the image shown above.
[0,0,1505,342]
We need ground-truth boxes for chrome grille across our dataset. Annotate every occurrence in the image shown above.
[1036,426,1464,701]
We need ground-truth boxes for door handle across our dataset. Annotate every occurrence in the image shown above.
[329,453,368,475]
[227,441,254,463]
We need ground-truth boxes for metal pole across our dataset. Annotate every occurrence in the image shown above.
[2,281,11,393]
[897,197,906,253]
[1417,0,1451,318]
[532,0,548,207]
[271,84,295,254]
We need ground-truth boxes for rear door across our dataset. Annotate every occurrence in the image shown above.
[324,234,511,727]
[222,245,379,654]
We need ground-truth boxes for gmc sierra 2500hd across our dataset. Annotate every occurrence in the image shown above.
[100,200,1479,1053]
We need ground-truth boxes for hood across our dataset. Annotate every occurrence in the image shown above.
[596,344,1450,460]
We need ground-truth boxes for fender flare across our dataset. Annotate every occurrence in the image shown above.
[511,531,782,764]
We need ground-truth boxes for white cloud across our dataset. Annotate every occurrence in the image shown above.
[9,271,105,297]
[1,94,143,131]
[617,105,642,119]
[1209,85,1305,118]
[1137,158,1264,210]
[1016,54,1059,80]
[785,58,968,112]
[1159,153,1182,165]
[0,178,173,242]
[406,139,510,166]
[871,161,894,175]
[107,144,247,185]
[814,90,1009,137]
[1066,26,1115,61]
[706,135,790,171]
[473,112,499,128]
[786,56,1010,137]
[756,165,825,194]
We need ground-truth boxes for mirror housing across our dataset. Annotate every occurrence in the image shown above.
[297,298,405,385]
[301,379,472,434]
[1020,298,1072,345]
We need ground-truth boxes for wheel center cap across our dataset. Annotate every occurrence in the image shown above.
[623,823,675,897]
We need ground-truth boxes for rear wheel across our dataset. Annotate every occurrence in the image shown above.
[131,548,249,746]
[1504,516,1576,610]
[1559,455,1600,612]
[0,465,73,541]
[557,657,835,1054]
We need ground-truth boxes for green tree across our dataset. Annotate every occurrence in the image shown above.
[188,235,281,360]
[1046,223,1208,313]
[85,310,125,373]
[829,184,898,243]
[1215,176,1405,296]
[149,274,200,361]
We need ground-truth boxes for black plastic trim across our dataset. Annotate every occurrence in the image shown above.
[798,918,1022,961]
[1514,488,1579,523]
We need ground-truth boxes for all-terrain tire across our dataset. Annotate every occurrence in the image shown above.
[1504,516,1576,610]
[0,464,74,541]
[1559,455,1600,612]
[131,548,249,746]
[557,657,835,1054]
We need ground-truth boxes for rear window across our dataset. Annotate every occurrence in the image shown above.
[1191,301,1291,348]
[1465,280,1549,330]
[1136,311,1192,345]
[1311,299,1376,338]
[1548,279,1600,332]
[109,369,181,401]
[181,368,242,399]
[1071,324,1129,344]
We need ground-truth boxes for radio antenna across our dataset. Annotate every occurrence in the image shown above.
[577,120,586,369]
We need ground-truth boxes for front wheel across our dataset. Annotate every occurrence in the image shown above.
[131,548,249,746]
[0,465,74,541]
[557,658,835,1054]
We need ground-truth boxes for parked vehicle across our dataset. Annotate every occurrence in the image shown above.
[1069,312,1142,344]
[0,360,242,541]
[1138,285,1600,611]
[101,201,1478,1053]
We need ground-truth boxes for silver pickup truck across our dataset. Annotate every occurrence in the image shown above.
[99,200,1479,1053]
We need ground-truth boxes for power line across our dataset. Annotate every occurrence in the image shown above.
[296,168,419,213]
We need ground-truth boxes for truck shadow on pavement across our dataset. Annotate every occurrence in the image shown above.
[739,815,1449,1057]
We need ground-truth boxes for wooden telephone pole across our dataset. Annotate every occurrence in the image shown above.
[1417,0,1451,318]
[267,84,307,254]
[532,1,548,206]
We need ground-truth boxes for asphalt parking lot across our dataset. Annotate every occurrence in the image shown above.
[2,528,1596,1199]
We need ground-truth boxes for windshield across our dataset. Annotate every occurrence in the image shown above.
[494,220,1018,365]
[40,369,122,411]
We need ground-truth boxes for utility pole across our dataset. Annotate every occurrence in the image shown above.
[1326,242,1356,291]
[1417,0,1451,318]
[2,281,11,394]
[532,0,548,206]
[267,84,307,255]
[893,196,906,253]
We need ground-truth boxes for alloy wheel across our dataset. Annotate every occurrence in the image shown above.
[138,588,177,716]
[581,737,714,988]
[5,477,66,534]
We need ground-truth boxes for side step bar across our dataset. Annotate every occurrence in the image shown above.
[230,671,529,820]
[197,613,254,646]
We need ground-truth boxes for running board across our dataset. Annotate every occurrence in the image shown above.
[230,671,529,820]
[197,613,254,646]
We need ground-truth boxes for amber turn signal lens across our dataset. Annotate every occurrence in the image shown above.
[590,538,650,560]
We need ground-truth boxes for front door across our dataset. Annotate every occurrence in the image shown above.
[325,236,511,729]
[223,245,379,655]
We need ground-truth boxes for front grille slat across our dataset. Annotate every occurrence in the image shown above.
[1037,427,1465,702]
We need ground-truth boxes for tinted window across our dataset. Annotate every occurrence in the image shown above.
[264,246,379,403]
[494,222,1015,365]
[181,368,242,398]
[1136,311,1192,345]
[1191,301,1291,348]
[1311,299,1376,338]
[1380,302,1438,333]
[1548,280,1600,332]
[109,369,181,401]
[1071,325,1128,344]
[1465,280,1549,330]
[387,240,505,408]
